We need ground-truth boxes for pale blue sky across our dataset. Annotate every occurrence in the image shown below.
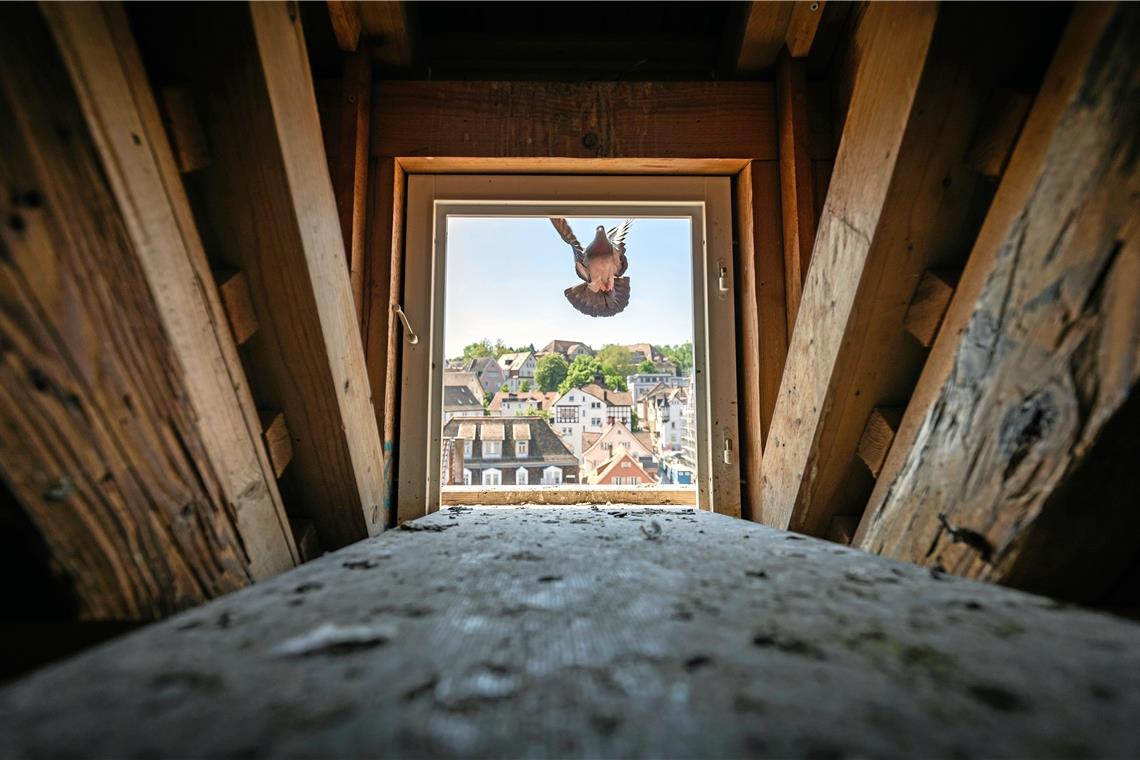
[444,216,694,357]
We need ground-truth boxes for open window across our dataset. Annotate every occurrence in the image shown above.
[397,176,739,520]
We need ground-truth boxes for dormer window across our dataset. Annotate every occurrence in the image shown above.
[483,440,502,458]
[516,440,528,457]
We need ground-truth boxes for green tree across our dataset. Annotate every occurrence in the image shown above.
[534,354,569,392]
[499,383,510,393]
[630,410,640,431]
[636,359,656,374]
[596,344,635,378]
[660,342,694,375]
[522,405,551,421]
[603,372,628,392]
[519,379,531,392]
[462,339,495,361]
[558,355,604,395]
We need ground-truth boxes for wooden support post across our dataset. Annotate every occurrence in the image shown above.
[760,4,1030,537]
[0,3,297,619]
[855,407,903,478]
[785,0,826,58]
[215,270,259,346]
[331,50,371,327]
[326,0,361,53]
[157,86,210,173]
[735,160,788,515]
[162,2,386,548]
[855,3,1140,604]
[902,269,959,348]
[289,518,323,563]
[259,411,294,479]
[736,1,795,75]
[777,54,816,340]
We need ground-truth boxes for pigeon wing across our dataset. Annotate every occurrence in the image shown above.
[607,219,632,277]
[551,217,591,283]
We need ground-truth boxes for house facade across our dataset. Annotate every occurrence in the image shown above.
[551,385,608,456]
[442,385,485,426]
[581,420,656,477]
[645,385,688,453]
[442,416,578,486]
[464,357,506,396]
[587,450,654,486]
[626,372,687,403]
[498,351,537,392]
[443,369,485,404]
[488,390,559,416]
[581,384,633,428]
[541,339,594,361]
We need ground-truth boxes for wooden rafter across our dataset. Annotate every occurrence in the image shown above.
[855,3,1140,601]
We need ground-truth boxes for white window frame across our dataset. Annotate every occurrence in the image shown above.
[463,440,473,458]
[463,468,472,486]
[482,440,502,459]
[398,176,739,517]
[516,440,528,458]
[482,468,502,486]
[542,466,563,486]
[515,467,529,485]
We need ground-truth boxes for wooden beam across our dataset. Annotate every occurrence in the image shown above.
[736,1,794,75]
[777,54,816,340]
[326,0,361,52]
[855,407,903,478]
[855,3,1140,602]
[786,0,826,58]
[169,2,385,548]
[967,89,1033,179]
[359,0,412,70]
[759,2,940,532]
[0,3,297,619]
[903,269,959,348]
[289,518,323,562]
[394,157,751,176]
[156,86,209,173]
[259,411,294,479]
[331,51,371,327]
[215,270,259,346]
[371,81,777,162]
[735,160,788,501]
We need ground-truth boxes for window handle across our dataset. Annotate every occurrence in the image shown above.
[718,262,729,293]
[393,303,419,344]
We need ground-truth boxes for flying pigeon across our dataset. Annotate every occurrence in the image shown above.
[550,218,632,318]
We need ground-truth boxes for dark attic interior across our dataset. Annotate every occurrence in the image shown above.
[1,1,1138,757]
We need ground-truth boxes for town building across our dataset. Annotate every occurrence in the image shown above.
[488,389,559,416]
[442,416,578,486]
[443,369,485,404]
[551,384,633,456]
[497,351,537,392]
[587,450,654,486]
[626,372,688,403]
[463,357,506,396]
[442,385,485,426]
[540,339,594,361]
[645,384,688,454]
[580,420,656,478]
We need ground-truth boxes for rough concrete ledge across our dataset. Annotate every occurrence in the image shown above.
[2,507,1139,759]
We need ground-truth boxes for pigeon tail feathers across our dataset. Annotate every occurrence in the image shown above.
[564,277,630,317]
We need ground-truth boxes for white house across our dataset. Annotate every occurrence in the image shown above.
[645,385,688,454]
[626,372,687,403]
[488,390,558,416]
[498,351,537,392]
[552,383,635,457]
[580,420,656,478]
[464,357,506,396]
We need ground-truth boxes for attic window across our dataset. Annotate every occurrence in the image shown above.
[397,175,740,518]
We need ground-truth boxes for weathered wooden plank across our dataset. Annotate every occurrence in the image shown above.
[44,4,298,578]
[759,2,938,532]
[786,0,826,58]
[330,51,371,326]
[777,54,816,340]
[259,411,293,479]
[736,1,794,75]
[4,507,1140,759]
[371,81,777,161]
[215,270,259,346]
[361,157,405,528]
[156,86,210,173]
[0,4,288,620]
[760,5,1035,537]
[326,0,361,52]
[394,157,751,175]
[903,269,958,348]
[166,2,385,547]
[855,407,903,478]
[967,89,1033,179]
[855,3,1140,602]
[289,518,322,563]
[359,0,412,70]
